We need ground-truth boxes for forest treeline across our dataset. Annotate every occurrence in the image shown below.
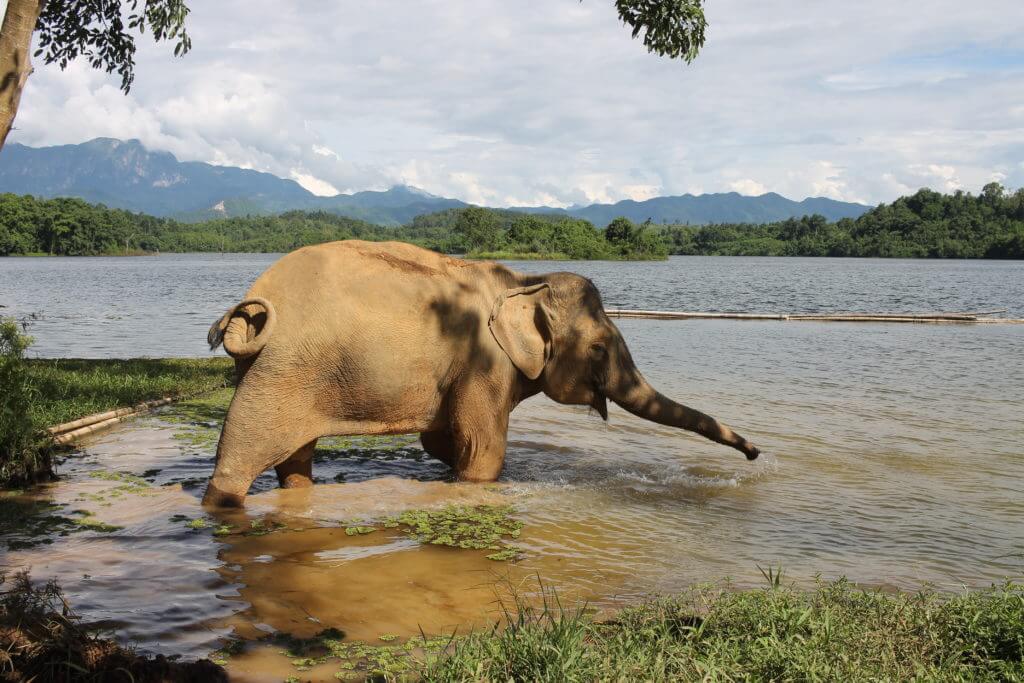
[1,183,1022,259]
[0,195,667,260]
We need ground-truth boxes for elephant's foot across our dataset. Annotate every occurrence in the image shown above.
[275,464,313,489]
[202,480,247,508]
[454,469,501,483]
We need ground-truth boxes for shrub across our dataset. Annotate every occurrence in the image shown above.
[0,317,51,486]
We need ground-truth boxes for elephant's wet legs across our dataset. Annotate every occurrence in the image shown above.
[448,386,510,482]
[275,439,316,488]
[420,430,457,469]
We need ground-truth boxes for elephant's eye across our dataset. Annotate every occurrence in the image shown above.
[589,342,607,359]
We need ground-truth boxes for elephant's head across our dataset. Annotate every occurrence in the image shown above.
[489,273,761,460]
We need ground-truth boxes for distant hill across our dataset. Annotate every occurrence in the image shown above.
[0,138,870,225]
[0,139,466,225]
[512,192,868,225]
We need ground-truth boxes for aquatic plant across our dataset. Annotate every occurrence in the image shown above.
[386,505,523,561]
[0,494,125,550]
[246,518,288,536]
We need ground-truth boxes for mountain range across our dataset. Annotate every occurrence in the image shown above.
[0,138,870,226]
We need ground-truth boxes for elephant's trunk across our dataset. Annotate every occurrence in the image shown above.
[607,366,760,460]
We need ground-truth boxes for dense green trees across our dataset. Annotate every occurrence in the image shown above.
[1,185,1023,259]
[660,185,1024,259]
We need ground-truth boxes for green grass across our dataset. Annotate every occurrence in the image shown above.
[25,357,234,428]
[421,578,1024,682]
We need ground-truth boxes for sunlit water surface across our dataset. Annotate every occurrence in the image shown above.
[1,254,1022,681]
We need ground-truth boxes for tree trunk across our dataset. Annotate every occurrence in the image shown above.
[0,0,45,150]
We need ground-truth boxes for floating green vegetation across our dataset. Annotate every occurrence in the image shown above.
[0,495,122,549]
[226,627,454,680]
[70,512,122,533]
[318,434,419,452]
[385,505,523,561]
[246,518,288,537]
[344,526,376,536]
[169,514,233,537]
[209,637,246,667]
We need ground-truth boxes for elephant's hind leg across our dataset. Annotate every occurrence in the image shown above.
[276,439,316,488]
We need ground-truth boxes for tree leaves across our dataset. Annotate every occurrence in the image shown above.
[613,0,707,62]
[34,0,191,93]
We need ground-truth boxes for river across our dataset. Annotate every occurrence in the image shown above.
[1,253,1022,680]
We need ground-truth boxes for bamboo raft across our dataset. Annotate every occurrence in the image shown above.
[605,309,1024,324]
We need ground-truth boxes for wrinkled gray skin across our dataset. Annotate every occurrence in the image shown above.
[203,240,760,507]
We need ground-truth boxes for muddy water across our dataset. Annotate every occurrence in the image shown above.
[3,316,1022,680]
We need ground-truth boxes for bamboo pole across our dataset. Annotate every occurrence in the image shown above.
[48,397,176,444]
[604,309,1024,324]
[53,416,125,445]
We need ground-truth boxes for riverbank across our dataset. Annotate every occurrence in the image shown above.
[26,357,234,428]
[0,344,233,487]
[420,578,1024,682]
[6,568,1020,681]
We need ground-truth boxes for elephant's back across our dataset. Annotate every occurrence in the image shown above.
[241,240,510,349]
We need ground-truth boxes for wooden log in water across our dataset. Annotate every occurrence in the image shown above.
[605,309,1024,324]
[52,416,125,445]
[48,396,176,442]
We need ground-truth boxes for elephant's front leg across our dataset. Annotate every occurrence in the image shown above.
[447,382,512,482]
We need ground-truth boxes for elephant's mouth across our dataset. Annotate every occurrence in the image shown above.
[590,393,608,421]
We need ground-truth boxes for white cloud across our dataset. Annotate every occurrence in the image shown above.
[729,179,768,196]
[290,171,339,196]
[9,0,1024,206]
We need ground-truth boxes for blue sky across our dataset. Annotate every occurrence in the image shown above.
[9,0,1024,206]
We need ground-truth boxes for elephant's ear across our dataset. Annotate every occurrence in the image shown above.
[488,283,554,380]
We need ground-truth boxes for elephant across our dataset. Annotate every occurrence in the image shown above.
[202,240,760,507]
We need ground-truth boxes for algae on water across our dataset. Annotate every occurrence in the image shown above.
[385,505,523,561]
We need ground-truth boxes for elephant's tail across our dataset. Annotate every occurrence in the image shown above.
[208,297,277,359]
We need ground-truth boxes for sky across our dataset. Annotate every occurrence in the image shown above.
[9,0,1024,207]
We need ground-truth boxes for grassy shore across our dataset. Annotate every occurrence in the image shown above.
[421,578,1024,682]
[2,350,233,487]
[25,357,234,428]
[5,571,1020,682]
